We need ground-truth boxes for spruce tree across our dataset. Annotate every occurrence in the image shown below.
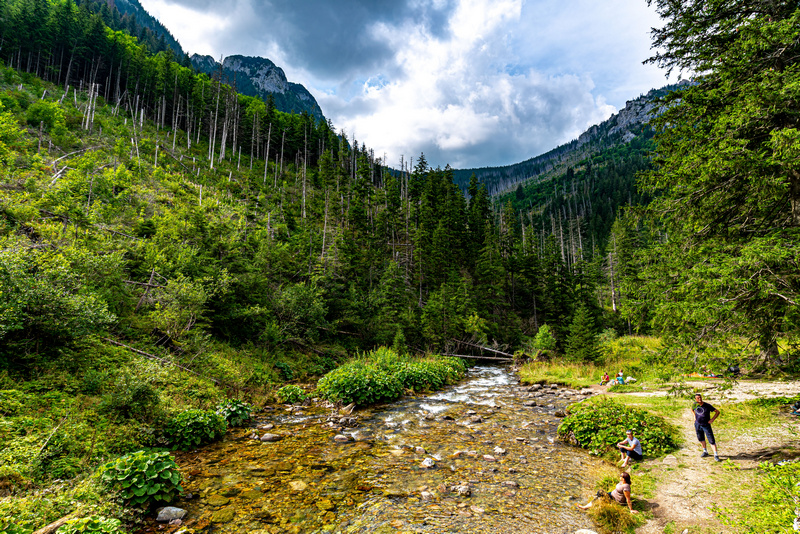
[565,303,600,363]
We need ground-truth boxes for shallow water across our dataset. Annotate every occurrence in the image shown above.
[153,366,602,534]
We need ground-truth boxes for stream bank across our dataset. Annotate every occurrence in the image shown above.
[143,366,606,534]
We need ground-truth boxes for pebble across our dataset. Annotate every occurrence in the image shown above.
[334,434,353,442]
[289,480,308,492]
[420,491,435,501]
[494,446,506,455]
[482,455,496,462]
[260,433,283,442]
[415,446,426,454]
[451,485,471,496]
[421,457,436,468]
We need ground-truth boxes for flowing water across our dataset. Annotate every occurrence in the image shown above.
[154,366,602,534]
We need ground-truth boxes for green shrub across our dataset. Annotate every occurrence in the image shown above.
[164,409,226,450]
[100,374,160,421]
[80,370,108,395]
[316,362,403,406]
[216,399,252,426]
[276,385,307,404]
[316,348,466,406]
[558,397,679,457]
[99,450,182,507]
[25,100,64,131]
[533,324,557,351]
[58,516,125,534]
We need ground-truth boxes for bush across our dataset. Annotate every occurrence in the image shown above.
[558,397,679,457]
[58,516,125,534]
[0,514,29,534]
[533,324,557,352]
[316,362,403,407]
[164,409,226,450]
[316,348,467,406]
[276,385,307,404]
[99,450,182,507]
[100,374,160,421]
[216,399,252,426]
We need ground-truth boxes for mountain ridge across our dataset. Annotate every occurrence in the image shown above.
[190,54,325,121]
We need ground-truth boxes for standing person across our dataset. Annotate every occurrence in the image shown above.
[578,472,637,514]
[692,393,721,461]
[617,430,643,467]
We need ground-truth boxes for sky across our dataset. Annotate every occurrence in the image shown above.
[138,0,674,170]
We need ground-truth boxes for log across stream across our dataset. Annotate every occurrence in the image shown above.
[149,366,603,534]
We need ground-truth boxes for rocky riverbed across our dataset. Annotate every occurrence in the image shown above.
[143,366,604,534]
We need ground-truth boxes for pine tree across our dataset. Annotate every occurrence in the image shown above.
[565,303,600,362]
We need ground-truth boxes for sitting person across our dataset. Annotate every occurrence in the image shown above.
[600,372,610,386]
[617,429,643,467]
[578,472,637,514]
[616,369,625,385]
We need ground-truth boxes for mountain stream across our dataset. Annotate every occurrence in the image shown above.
[153,366,602,534]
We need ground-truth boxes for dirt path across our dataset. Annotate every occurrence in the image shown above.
[609,380,800,534]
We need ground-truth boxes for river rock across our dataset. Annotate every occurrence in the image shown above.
[465,410,478,415]
[260,433,283,442]
[482,455,497,462]
[206,495,230,507]
[340,402,356,415]
[451,485,471,496]
[421,457,436,468]
[523,400,537,407]
[415,446,426,454]
[550,384,558,389]
[334,434,353,442]
[220,487,241,497]
[316,498,335,511]
[502,481,519,488]
[258,423,275,430]
[210,506,235,523]
[156,507,187,522]
[289,480,308,492]
[384,487,408,497]
[420,491,435,501]
[469,416,483,423]
[241,489,263,500]
[493,446,506,455]
[554,410,567,418]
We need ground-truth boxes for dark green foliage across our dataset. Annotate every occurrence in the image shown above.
[558,397,679,457]
[99,450,182,507]
[566,303,600,362]
[635,2,800,368]
[215,399,252,427]
[164,409,226,450]
[57,516,124,534]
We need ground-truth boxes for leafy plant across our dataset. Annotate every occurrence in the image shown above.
[58,516,125,534]
[99,450,182,507]
[316,348,466,407]
[99,374,160,421]
[164,409,226,450]
[558,397,679,457]
[0,514,30,534]
[216,399,253,426]
[276,385,307,404]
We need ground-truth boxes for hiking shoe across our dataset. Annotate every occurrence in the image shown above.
[715,455,721,462]
[700,451,709,458]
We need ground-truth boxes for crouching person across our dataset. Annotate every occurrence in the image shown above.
[617,429,643,468]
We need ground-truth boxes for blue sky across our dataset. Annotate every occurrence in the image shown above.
[139,0,674,169]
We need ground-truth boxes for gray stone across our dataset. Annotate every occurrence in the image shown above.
[260,433,283,442]
[156,507,187,522]
[334,434,353,442]
[421,457,436,468]
[451,484,471,496]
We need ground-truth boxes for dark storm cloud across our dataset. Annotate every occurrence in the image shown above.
[163,0,456,78]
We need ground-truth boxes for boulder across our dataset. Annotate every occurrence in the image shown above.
[156,507,187,522]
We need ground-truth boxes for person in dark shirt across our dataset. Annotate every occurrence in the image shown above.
[692,393,721,461]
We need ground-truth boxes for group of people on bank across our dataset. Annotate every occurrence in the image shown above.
[579,393,721,514]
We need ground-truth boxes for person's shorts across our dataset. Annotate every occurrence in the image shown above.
[619,446,643,461]
[695,422,716,445]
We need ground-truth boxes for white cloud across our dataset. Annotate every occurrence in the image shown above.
[139,0,672,168]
